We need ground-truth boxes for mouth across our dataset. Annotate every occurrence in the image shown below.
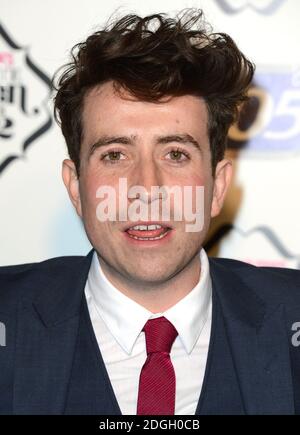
[123,222,173,243]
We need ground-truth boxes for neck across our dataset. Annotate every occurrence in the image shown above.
[97,252,201,313]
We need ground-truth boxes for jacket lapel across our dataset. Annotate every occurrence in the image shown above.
[209,259,295,415]
[13,250,94,414]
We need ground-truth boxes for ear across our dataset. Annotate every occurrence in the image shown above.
[210,159,232,218]
[62,159,82,218]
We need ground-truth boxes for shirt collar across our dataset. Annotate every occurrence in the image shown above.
[86,248,212,355]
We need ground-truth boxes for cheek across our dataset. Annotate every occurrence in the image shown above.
[80,173,122,226]
[174,171,205,188]
[186,174,205,186]
[170,175,206,222]
[182,174,213,219]
[79,175,105,213]
[180,175,206,200]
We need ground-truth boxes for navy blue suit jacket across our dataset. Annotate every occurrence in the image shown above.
[1,249,300,414]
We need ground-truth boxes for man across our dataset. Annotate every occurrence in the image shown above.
[1,9,300,415]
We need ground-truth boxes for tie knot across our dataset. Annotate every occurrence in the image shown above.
[142,316,178,355]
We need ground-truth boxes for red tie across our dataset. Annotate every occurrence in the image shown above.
[136,316,178,415]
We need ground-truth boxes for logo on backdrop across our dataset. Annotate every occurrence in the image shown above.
[228,69,300,153]
[215,0,285,15]
[0,23,52,174]
[205,224,300,269]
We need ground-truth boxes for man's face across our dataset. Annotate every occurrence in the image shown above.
[63,81,231,286]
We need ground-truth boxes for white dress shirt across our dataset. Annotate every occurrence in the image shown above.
[84,248,212,415]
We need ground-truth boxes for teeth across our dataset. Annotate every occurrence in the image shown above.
[127,229,169,241]
[128,224,163,231]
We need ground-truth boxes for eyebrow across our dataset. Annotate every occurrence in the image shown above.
[88,133,203,157]
[89,135,136,156]
[157,134,202,155]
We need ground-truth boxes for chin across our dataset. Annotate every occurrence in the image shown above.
[127,265,175,284]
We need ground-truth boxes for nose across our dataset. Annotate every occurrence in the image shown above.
[128,157,165,205]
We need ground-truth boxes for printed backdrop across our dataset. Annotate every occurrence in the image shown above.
[1,0,300,267]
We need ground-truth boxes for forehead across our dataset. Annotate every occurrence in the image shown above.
[81,81,209,144]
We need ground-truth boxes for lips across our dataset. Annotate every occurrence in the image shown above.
[123,221,173,241]
[126,226,169,239]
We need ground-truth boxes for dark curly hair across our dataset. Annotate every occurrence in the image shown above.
[53,8,255,176]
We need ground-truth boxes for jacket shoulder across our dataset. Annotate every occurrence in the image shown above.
[0,255,88,280]
[0,254,89,309]
[210,257,300,307]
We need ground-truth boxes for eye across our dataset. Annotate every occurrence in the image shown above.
[166,148,190,162]
[100,150,125,164]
